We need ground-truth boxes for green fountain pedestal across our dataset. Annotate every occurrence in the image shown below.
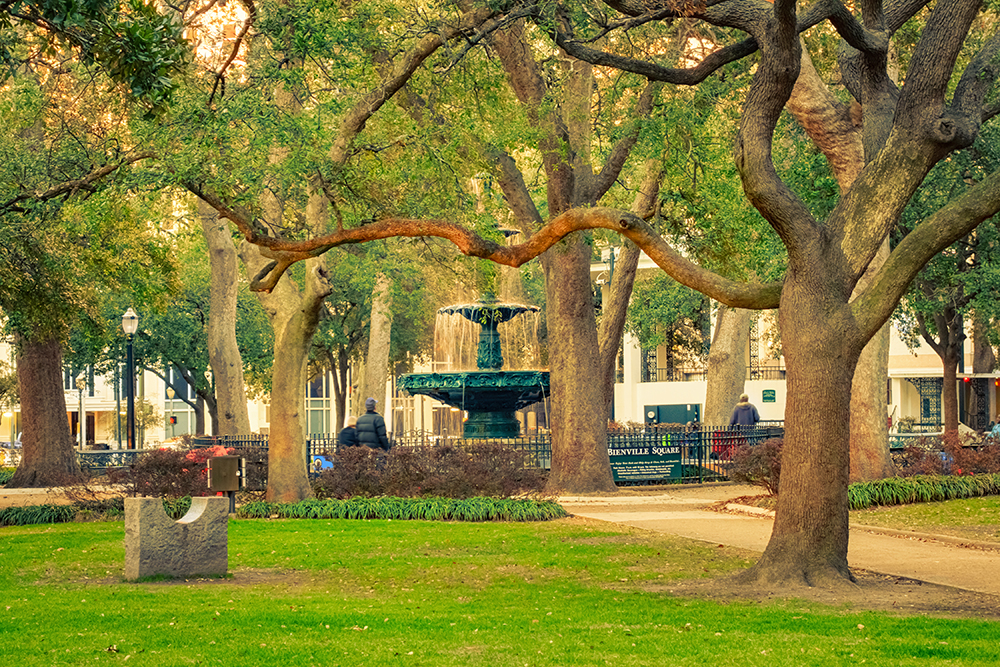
[463,410,521,439]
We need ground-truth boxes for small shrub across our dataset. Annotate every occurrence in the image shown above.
[73,496,126,520]
[0,467,14,486]
[729,438,783,495]
[312,446,384,499]
[893,444,951,476]
[893,434,1000,477]
[107,446,234,499]
[946,440,1000,475]
[312,443,548,500]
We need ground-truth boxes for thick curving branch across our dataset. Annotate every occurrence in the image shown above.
[591,81,662,199]
[204,191,782,308]
[952,29,1000,124]
[894,0,982,140]
[733,0,822,261]
[852,167,1000,341]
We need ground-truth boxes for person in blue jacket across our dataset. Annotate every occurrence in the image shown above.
[355,397,390,450]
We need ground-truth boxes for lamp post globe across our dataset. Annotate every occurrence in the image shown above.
[122,308,139,449]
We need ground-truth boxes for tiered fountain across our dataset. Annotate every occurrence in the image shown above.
[397,293,549,439]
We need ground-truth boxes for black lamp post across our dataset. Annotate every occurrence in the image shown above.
[75,376,86,450]
[122,308,138,450]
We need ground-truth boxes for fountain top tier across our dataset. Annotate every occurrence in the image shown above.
[439,293,540,371]
[438,294,539,327]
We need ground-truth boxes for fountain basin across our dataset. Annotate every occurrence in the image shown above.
[397,370,549,439]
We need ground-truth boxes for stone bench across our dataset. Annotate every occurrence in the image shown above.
[125,496,229,580]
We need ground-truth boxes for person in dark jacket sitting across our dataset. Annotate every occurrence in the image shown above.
[356,397,390,450]
[338,415,359,448]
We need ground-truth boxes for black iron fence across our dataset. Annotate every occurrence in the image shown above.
[174,424,785,486]
[77,448,154,475]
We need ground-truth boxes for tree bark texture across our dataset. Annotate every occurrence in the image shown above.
[704,306,751,427]
[942,350,960,435]
[743,283,863,586]
[785,40,893,481]
[598,242,640,414]
[200,200,251,436]
[239,241,328,503]
[973,313,995,374]
[849,324,894,482]
[543,236,617,493]
[6,337,83,487]
[356,272,393,418]
[848,241,894,482]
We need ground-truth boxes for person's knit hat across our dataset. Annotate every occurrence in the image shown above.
[365,397,377,411]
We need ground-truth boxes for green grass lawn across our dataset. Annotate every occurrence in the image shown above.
[2,516,999,666]
[851,495,1000,542]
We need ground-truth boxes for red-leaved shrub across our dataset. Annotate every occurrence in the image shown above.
[108,446,234,498]
[729,438,783,495]
[312,442,547,500]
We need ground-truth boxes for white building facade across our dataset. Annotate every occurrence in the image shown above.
[593,248,1000,431]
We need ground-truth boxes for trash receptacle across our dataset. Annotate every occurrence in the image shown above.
[208,456,244,513]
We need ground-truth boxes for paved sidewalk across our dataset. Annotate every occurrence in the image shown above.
[560,484,1000,597]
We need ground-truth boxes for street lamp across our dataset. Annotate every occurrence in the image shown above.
[122,308,139,450]
[75,377,86,450]
[166,386,175,438]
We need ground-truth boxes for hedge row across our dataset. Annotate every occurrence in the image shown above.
[0,495,565,526]
[238,496,566,522]
[848,473,1000,510]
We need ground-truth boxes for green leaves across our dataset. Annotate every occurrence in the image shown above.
[625,274,709,356]
[1,0,189,115]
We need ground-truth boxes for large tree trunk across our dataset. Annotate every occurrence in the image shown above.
[356,272,393,417]
[195,395,206,435]
[848,241,894,481]
[972,312,996,373]
[745,284,861,586]
[786,42,893,482]
[704,306,751,426]
[543,236,617,493]
[598,243,640,413]
[7,337,84,487]
[942,349,960,435]
[199,200,251,436]
[849,325,894,481]
[240,241,329,503]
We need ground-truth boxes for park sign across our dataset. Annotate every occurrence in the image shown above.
[607,430,683,482]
